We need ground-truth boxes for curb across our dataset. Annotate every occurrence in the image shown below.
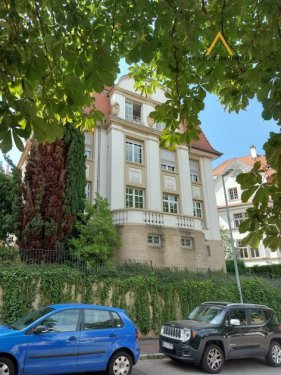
[140,353,165,360]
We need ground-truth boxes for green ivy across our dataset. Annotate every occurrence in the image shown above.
[1,266,281,335]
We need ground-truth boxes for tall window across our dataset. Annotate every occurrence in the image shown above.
[193,200,202,218]
[85,182,92,202]
[229,187,238,201]
[125,100,142,123]
[190,160,200,183]
[126,140,143,164]
[237,241,249,258]
[250,248,260,258]
[233,212,246,228]
[126,187,144,209]
[160,149,176,172]
[85,146,92,159]
[163,194,178,213]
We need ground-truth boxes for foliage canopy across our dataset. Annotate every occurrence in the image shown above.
[1,0,280,248]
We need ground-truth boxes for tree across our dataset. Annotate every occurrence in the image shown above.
[1,0,280,248]
[69,195,121,266]
[0,168,15,245]
[220,228,232,260]
[18,125,86,259]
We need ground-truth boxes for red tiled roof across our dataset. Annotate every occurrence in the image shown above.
[191,130,222,157]
[213,155,274,177]
[87,89,221,157]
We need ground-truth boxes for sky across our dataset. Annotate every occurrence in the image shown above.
[0,62,279,170]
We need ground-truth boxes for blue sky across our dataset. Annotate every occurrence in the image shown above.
[0,62,279,169]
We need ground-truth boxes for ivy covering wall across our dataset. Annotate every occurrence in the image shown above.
[1,267,281,336]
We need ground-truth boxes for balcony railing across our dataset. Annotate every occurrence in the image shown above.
[111,209,203,230]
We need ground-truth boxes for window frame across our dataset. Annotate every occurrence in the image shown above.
[126,187,145,209]
[163,194,178,214]
[228,187,239,201]
[126,140,143,164]
[193,200,203,218]
[148,234,161,246]
[85,181,92,202]
[181,237,193,249]
[189,159,200,183]
[125,100,142,123]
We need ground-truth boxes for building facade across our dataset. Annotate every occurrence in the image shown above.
[213,155,281,267]
[82,75,225,270]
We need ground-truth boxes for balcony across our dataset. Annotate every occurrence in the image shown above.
[111,209,203,230]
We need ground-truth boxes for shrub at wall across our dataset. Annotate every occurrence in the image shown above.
[1,267,281,335]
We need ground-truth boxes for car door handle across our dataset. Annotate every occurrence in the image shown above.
[109,333,117,338]
[69,336,78,341]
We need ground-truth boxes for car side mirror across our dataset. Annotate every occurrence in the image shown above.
[230,319,241,326]
[34,325,50,334]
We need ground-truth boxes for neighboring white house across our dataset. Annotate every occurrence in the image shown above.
[19,75,225,271]
[213,155,281,267]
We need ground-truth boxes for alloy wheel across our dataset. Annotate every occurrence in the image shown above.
[272,344,281,364]
[207,348,223,371]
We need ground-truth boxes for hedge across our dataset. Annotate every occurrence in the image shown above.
[1,266,281,335]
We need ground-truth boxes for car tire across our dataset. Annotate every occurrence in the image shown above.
[0,356,15,375]
[108,351,133,375]
[201,344,224,374]
[266,340,281,367]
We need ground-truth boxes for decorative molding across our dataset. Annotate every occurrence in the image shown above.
[164,175,176,191]
[128,167,143,184]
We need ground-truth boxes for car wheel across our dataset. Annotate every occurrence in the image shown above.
[108,351,133,375]
[0,357,15,375]
[201,344,224,374]
[266,340,281,367]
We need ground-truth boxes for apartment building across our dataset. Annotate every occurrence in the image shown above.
[213,155,281,267]
[82,75,225,270]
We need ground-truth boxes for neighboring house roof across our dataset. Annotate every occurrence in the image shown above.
[213,155,274,178]
[87,91,221,157]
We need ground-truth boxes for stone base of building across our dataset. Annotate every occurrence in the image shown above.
[114,224,225,271]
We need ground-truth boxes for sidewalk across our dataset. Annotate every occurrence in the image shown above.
[139,338,164,359]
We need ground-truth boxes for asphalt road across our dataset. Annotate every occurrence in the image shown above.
[132,357,281,375]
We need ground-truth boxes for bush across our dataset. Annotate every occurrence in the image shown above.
[0,247,21,267]
[226,259,246,274]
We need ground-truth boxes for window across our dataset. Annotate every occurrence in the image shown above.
[193,200,202,218]
[85,182,92,202]
[126,187,144,208]
[237,241,249,258]
[41,310,80,332]
[85,146,92,159]
[249,309,266,325]
[163,194,178,213]
[111,312,124,328]
[154,122,165,131]
[181,237,193,248]
[83,309,113,330]
[125,100,142,123]
[229,187,238,201]
[126,140,143,164]
[233,212,246,228]
[250,248,260,258]
[228,309,247,325]
[148,234,161,246]
[160,149,176,172]
[206,245,211,256]
[190,160,200,183]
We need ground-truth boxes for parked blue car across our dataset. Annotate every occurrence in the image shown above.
[0,303,140,375]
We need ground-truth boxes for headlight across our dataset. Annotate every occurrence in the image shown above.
[180,328,191,341]
[160,326,164,335]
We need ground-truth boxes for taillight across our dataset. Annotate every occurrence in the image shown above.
[135,327,139,341]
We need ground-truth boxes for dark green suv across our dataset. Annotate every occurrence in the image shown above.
[160,302,281,373]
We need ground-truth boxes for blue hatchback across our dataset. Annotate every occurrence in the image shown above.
[0,303,140,375]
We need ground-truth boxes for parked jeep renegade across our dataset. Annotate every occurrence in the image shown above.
[160,302,281,373]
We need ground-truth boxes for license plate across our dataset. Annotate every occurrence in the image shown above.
[163,341,173,350]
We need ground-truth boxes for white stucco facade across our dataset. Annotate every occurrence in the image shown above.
[84,75,225,270]
[214,160,281,267]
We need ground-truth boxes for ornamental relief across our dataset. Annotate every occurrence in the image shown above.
[128,167,143,184]
[164,175,176,191]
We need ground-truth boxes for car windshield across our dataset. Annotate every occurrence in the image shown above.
[188,305,226,324]
[11,307,54,330]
